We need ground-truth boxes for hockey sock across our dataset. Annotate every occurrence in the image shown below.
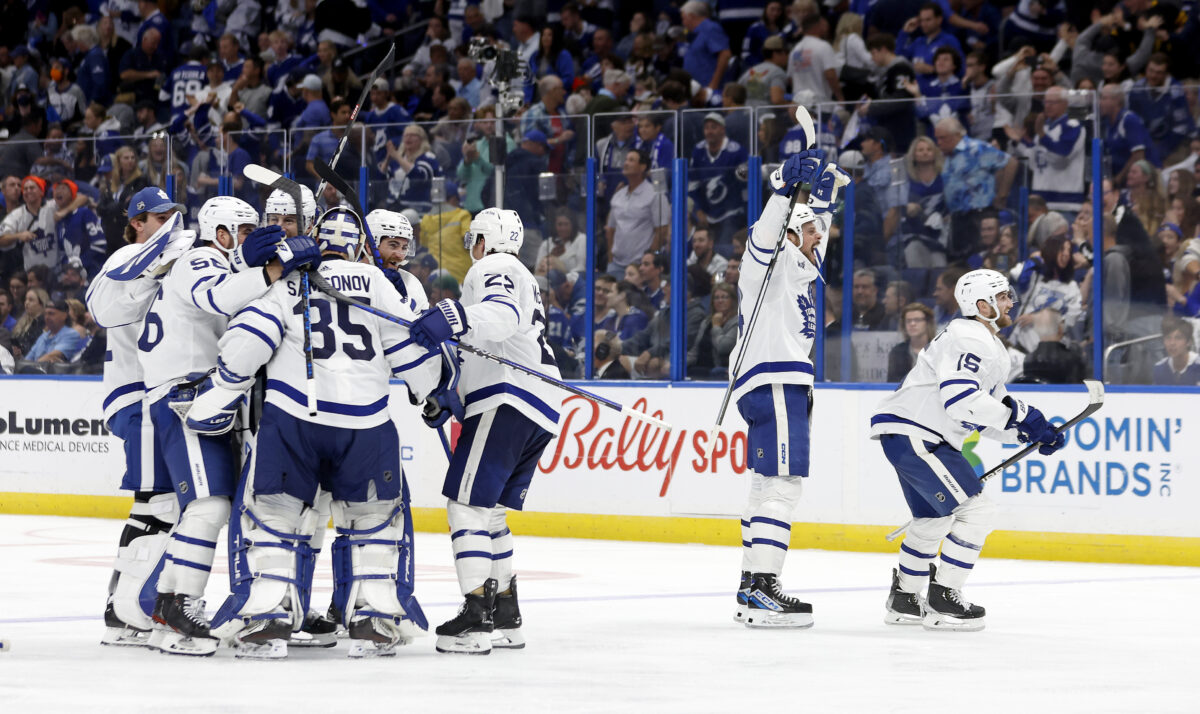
[740,476,765,573]
[447,500,492,596]
[162,496,230,597]
[897,515,953,593]
[748,475,802,575]
[936,495,994,590]
[488,507,514,593]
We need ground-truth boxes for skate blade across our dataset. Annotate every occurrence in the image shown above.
[288,630,338,648]
[922,612,986,632]
[435,632,492,655]
[733,604,748,624]
[884,610,924,626]
[491,628,525,649]
[234,639,288,659]
[347,639,399,658]
[100,626,152,647]
[745,610,815,629]
[155,631,218,657]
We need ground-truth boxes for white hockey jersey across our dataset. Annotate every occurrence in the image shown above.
[138,246,274,402]
[871,318,1022,451]
[457,252,562,435]
[86,243,162,422]
[214,259,441,429]
[0,199,62,271]
[391,268,429,314]
[728,192,831,404]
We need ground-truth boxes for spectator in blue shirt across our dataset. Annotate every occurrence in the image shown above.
[955,0,1001,56]
[306,99,351,183]
[1127,53,1196,168]
[1099,85,1153,186]
[51,180,105,279]
[135,0,174,62]
[915,47,969,132]
[528,25,575,104]
[117,27,169,104]
[24,298,84,363]
[741,0,787,68]
[292,74,331,131]
[1153,318,1200,385]
[690,112,748,250]
[934,116,1017,261]
[898,2,963,78]
[217,33,245,82]
[681,1,732,94]
[268,73,307,131]
[71,25,112,106]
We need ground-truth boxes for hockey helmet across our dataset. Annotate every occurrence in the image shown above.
[463,208,523,257]
[955,269,1015,328]
[316,207,366,261]
[365,209,416,266]
[197,196,260,270]
[264,185,317,233]
[786,202,819,236]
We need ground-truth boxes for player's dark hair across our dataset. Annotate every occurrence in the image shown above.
[867,33,896,52]
[921,2,944,17]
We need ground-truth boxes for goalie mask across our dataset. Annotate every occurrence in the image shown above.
[463,208,523,258]
[264,185,317,234]
[955,269,1016,329]
[365,209,416,267]
[197,196,259,271]
[316,207,366,261]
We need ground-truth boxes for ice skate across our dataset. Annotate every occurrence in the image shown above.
[491,575,525,649]
[346,616,419,658]
[923,567,985,632]
[733,571,751,624]
[288,608,338,648]
[232,614,292,660]
[151,593,218,656]
[436,579,496,655]
[100,600,152,647]
[744,573,814,629]
[884,568,924,625]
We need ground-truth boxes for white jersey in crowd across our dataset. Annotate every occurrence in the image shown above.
[1,200,61,271]
[457,252,562,435]
[728,193,831,404]
[1007,263,1083,354]
[138,246,274,402]
[871,318,1023,451]
[214,259,441,429]
[86,243,162,422]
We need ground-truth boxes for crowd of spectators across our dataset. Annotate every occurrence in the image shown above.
[1,0,1199,384]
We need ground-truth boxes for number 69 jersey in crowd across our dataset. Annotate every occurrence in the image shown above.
[457,252,562,435]
[870,318,1022,451]
[215,260,443,428]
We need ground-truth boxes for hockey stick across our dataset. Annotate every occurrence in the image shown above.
[310,158,385,269]
[243,163,319,416]
[684,108,817,497]
[884,379,1105,542]
[307,271,673,432]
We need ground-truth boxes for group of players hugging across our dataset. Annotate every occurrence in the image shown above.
[86,114,1069,660]
[90,176,552,658]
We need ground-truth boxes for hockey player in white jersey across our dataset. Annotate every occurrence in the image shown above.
[407,207,562,655]
[728,151,849,629]
[871,269,1066,630]
[187,207,445,658]
[366,208,428,313]
[264,184,317,239]
[136,196,310,655]
[86,186,188,647]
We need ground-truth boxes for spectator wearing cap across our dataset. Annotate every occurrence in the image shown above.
[292,74,331,133]
[230,55,271,118]
[789,13,843,104]
[384,124,443,213]
[409,252,439,292]
[135,0,174,63]
[452,58,483,109]
[740,35,789,107]
[897,2,963,79]
[51,180,105,279]
[70,25,112,106]
[521,76,576,175]
[24,297,84,363]
[326,56,364,103]
[504,130,551,254]
[364,77,413,158]
[690,112,749,249]
[118,27,170,104]
[420,180,473,284]
[687,227,729,281]
[56,258,89,303]
[680,1,732,95]
[935,116,1017,261]
[1128,53,1196,168]
[0,176,63,275]
[8,47,40,101]
[1153,318,1200,385]
[861,33,919,154]
[606,149,669,278]
[595,113,636,201]
[580,27,618,92]
[512,16,541,66]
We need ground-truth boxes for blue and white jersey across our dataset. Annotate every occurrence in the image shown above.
[138,246,274,401]
[160,62,210,119]
[634,132,674,172]
[386,151,442,211]
[1102,109,1151,173]
[1127,77,1196,165]
[56,205,107,279]
[86,243,162,422]
[103,0,141,44]
[1026,114,1085,212]
[213,260,441,429]
[458,252,563,435]
[0,200,61,271]
[871,318,1022,451]
[363,102,412,157]
[689,138,749,224]
[728,193,831,404]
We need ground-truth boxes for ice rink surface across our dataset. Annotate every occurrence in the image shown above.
[0,514,1197,714]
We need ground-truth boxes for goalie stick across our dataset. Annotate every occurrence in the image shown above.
[884,379,1106,542]
[306,271,674,433]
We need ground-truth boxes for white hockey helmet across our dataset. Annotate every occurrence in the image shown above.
[264,185,317,231]
[197,196,259,269]
[786,202,819,236]
[365,209,415,266]
[463,207,523,257]
[955,269,1015,327]
[316,206,367,261]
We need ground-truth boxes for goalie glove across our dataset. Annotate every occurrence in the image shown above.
[769,149,826,196]
[104,213,194,281]
[185,385,248,435]
[410,299,469,351]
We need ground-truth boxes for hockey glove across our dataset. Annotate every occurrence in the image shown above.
[275,235,322,277]
[1004,396,1059,447]
[184,385,247,435]
[410,299,469,351]
[240,225,285,268]
[769,150,826,196]
[809,164,852,211]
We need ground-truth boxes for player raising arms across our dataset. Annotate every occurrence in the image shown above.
[729,152,849,629]
[366,208,428,313]
[407,208,562,655]
[136,196,304,655]
[871,269,1066,631]
[188,208,446,658]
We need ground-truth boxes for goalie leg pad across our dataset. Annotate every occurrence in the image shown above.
[161,496,230,597]
[748,474,802,576]
[898,515,954,593]
[937,495,995,590]
[109,491,178,632]
[447,499,493,596]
